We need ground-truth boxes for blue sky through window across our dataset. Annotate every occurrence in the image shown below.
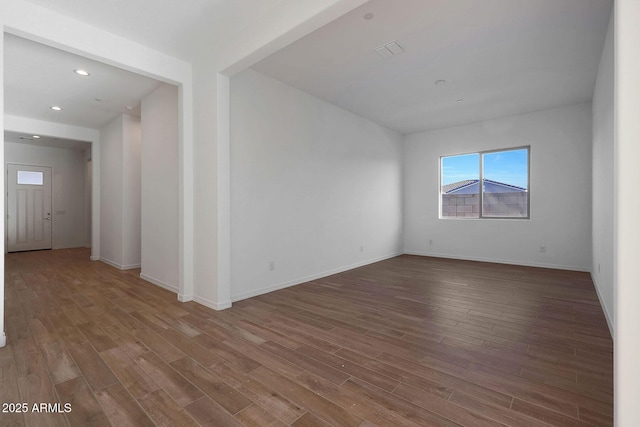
[441,153,479,185]
[483,149,528,189]
[441,148,528,189]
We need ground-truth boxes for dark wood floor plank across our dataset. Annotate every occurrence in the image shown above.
[296,371,422,427]
[183,396,244,427]
[55,376,106,426]
[76,322,118,353]
[342,377,461,426]
[66,342,119,391]
[39,340,81,385]
[159,329,223,368]
[169,356,252,414]
[296,344,399,392]
[511,398,591,427]
[98,347,160,399]
[190,332,262,373]
[0,345,26,427]
[94,383,155,427]
[291,412,332,427]
[235,403,288,427]
[1,249,612,426]
[448,391,550,427]
[130,328,187,363]
[133,351,203,407]
[210,362,307,424]
[250,366,363,427]
[260,341,351,385]
[138,389,200,426]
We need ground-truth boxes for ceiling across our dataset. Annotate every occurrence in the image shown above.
[4,33,162,130]
[4,130,91,151]
[252,0,613,134]
[19,0,294,62]
[4,0,613,141]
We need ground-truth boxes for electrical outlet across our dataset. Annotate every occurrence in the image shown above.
[539,246,546,254]
[269,261,275,271]
[360,245,364,252]
[429,239,433,245]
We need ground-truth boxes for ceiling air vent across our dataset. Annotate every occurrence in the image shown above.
[374,40,405,59]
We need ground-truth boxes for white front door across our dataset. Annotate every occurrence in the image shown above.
[7,164,53,252]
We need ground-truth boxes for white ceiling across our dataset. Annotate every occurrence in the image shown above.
[4,130,91,151]
[4,33,162,130]
[252,0,613,134]
[19,0,293,62]
[5,0,612,139]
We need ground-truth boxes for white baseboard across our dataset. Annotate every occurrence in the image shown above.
[231,252,403,303]
[178,293,193,302]
[0,332,6,348]
[140,273,179,294]
[90,256,99,261]
[590,272,614,339]
[122,263,141,270]
[99,257,121,269]
[100,257,140,271]
[52,244,87,250]
[194,295,232,311]
[403,251,590,272]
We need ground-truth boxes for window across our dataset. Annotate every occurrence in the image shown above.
[441,147,529,219]
[17,170,44,185]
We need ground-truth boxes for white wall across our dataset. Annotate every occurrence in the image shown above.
[122,115,142,267]
[0,28,5,347]
[99,114,141,269]
[615,0,640,423]
[141,83,179,292]
[230,69,403,301]
[404,103,592,271]
[85,150,92,247]
[5,142,88,249]
[100,116,123,265]
[592,10,614,334]
[191,0,370,309]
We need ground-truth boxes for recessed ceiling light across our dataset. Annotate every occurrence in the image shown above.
[456,99,464,103]
[364,13,374,20]
[94,98,102,102]
[435,80,447,86]
[32,135,41,139]
[50,106,63,111]
[125,105,133,111]
[74,69,90,76]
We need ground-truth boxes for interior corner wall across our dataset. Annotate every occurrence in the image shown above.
[230,69,404,301]
[141,83,179,293]
[5,142,88,249]
[85,148,92,248]
[592,9,614,334]
[0,27,4,347]
[100,115,124,266]
[122,115,142,268]
[404,103,593,271]
[100,113,141,269]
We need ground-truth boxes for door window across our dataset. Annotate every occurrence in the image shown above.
[17,170,44,185]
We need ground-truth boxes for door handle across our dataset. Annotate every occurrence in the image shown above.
[44,216,51,221]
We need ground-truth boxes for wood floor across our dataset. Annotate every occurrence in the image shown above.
[0,249,612,426]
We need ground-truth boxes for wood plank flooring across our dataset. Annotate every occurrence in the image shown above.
[0,249,612,426]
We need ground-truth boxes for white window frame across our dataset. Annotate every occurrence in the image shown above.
[440,146,530,220]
